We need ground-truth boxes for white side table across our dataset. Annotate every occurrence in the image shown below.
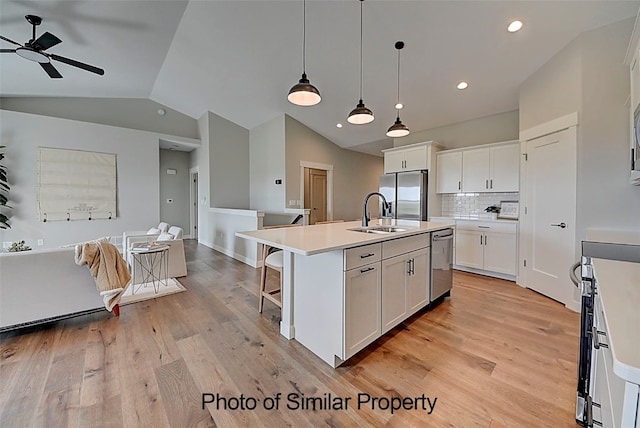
[131,244,170,294]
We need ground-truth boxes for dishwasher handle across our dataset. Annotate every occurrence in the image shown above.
[432,230,454,241]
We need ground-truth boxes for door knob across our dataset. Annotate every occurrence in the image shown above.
[551,222,567,228]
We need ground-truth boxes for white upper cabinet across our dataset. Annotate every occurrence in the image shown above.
[489,144,520,192]
[436,151,462,193]
[382,141,439,174]
[436,141,520,193]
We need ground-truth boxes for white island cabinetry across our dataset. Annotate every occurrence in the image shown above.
[236,220,454,367]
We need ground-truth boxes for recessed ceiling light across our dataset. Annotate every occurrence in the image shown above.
[336,123,343,128]
[507,20,523,33]
[395,103,403,110]
[457,81,468,90]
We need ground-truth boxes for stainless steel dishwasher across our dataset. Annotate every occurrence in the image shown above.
[431,228,454,301]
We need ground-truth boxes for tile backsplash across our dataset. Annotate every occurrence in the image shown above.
[440,192,519,217]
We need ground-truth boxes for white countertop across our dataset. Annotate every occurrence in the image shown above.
[593,257,640,384]
[431,215,519,224]
[236,219,455,256]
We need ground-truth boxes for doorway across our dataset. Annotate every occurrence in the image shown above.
[520,119,577,308]
[189,167,199,240]
[305,168,327,224]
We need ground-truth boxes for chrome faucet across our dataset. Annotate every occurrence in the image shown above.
[362,192,390,227]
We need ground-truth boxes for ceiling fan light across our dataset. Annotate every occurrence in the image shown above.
[288,73,321,106]
[15,47,48,63]
[386,117,410,138]
[347,100,374,124]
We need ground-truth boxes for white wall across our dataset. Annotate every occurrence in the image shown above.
[393,110,520,150]
[194,113,213,247]
[284,115,384,221]
[249,116,286,212]
[519,18,640,241]
[159,149,191,233]
[0,110,160,249]
[210,113,250,208]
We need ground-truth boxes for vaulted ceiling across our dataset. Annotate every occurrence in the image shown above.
[1,0,638,155]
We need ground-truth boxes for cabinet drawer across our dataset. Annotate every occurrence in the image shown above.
[382,233,430,260]
[344,243,382,270]
[455,221,517,234]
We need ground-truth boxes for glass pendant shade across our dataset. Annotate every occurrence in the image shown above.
[288,73,321,106]
[348,99,374,124]
[386,117,410,137]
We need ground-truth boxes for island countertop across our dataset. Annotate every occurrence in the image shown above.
[236,219,455,256]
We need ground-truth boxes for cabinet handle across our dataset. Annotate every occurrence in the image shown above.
[411,258,415,275]
[360,267,375,274]
[458,181,461,190]
[360,253,375,259]
[587,395,603,427]
[484,235,487,246]
[485,179,488,189]
[490,179,493,189]
[407,259,412,275]
[480,235,483,245]
[591,326,608,349]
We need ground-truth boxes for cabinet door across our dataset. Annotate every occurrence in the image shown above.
[384,150,406,174]
[490,144,520,192]
[632,51,640,112]
[344,263,381,359]
[462,148,491,192]
[482,231,517,275]
[407,248,430,315]
[454,229,484,269]
[436,151,462,193]
[381,254,409,334]
[403,145,428,171]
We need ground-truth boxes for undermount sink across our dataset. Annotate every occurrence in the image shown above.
[348,226,409,234]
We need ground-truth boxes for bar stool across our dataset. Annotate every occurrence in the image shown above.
[258,224,300,313]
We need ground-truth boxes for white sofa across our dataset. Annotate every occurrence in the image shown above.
[122,225,187,282]
[0,247,107,331]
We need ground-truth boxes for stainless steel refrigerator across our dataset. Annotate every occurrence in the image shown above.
[378,171,428,221]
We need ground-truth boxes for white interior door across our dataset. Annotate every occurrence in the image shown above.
[523,127,576,305]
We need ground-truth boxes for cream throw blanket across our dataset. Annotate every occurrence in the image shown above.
[75,238,131,311]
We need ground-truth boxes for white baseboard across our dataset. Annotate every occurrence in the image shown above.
[205,242,259,268]
[453,265,516,282]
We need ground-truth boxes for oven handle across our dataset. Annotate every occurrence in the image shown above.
[570,261,581,287]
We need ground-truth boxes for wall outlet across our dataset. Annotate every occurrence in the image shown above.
[37,239,44,246]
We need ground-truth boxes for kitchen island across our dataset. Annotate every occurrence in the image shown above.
[236,219,454,367]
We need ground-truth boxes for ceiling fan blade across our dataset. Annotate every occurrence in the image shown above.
[50,53,104,76]
[0,35,22,46]
[0,49,17,53]
[40,62,62,78]
[33,32,62,51]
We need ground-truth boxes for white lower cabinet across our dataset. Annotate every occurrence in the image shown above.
[589,295,640,427]
[454,221,517,277]
[381,239,430,334]
[344,262,381,360]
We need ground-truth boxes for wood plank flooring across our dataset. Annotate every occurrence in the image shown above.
[0,240,581,427]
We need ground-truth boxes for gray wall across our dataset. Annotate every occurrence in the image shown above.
[392,110,520,150]
[0,110,160,249]
[249,116,286,212]
[519,17,640,242]
[209,113,250,208]
[0,97,199,140]
[284,115,384,221]
[159,149,191,233]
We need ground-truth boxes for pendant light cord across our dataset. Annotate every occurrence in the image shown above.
[302,0,306,74]
[359,0,364,101]
[396,48,400,109]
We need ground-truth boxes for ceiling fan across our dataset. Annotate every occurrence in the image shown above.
[0,14,104,79]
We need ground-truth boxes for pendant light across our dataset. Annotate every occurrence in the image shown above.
[347,0,374,124]
[386,41,410,138]
[288,0,321,106]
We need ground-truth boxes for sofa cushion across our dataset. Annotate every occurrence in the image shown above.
[158,222,170,233]
[157,232,174,241]
[167,226,183,239]
[147,227,161,235]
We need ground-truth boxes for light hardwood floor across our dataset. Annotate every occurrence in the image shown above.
[1,240,581,427]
